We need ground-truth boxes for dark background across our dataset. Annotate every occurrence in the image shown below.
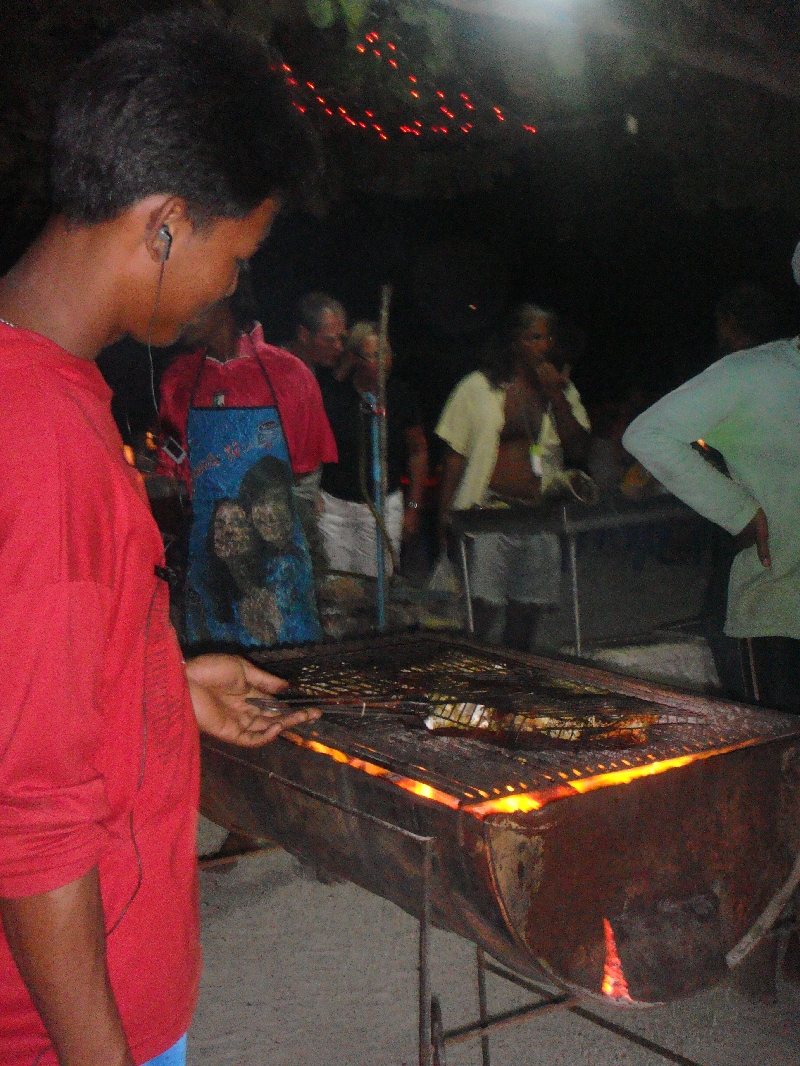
[3,1,800,442]
[98,172,800,444]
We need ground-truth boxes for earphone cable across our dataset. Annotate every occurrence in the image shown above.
[146,253,169,430]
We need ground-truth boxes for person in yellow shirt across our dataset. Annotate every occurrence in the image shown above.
[436,305,590,650]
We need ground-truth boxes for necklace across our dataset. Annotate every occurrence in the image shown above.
[0,316,15,328]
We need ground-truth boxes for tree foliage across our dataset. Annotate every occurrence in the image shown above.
[0,0,798,252]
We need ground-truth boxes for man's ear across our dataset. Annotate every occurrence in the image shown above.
[297,325,310,346]
[144,197,190,264]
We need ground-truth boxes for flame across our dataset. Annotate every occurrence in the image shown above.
[280,730,764,820]
[601,918,632,1000]
[470,793,543,815]
[463,738,762,819]
[281,731,461,809]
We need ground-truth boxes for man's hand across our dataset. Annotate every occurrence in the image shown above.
[535,360,570,401]
[186,654,321,747]
[733,507,771,567]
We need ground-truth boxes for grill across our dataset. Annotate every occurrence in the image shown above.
[201,634,800,1019]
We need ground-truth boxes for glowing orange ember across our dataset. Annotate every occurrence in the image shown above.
[279,727,764,822]
[602,919,632,1000]
[282,732,461,809]
[463,738,762,819]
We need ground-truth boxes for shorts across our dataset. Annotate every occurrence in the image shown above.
[319,489,404,577]
[143,1035,187,1066]
[467,531,561,607]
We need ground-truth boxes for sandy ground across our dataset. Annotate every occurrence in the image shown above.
[189,525,800,1066]
[192,849,800,1066]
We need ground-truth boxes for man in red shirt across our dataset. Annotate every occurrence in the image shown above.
[158,277,337,642]
[0,12,319,1066]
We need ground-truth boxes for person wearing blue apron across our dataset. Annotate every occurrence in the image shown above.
[184,346,322,647]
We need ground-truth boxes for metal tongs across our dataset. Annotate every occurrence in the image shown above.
[245,694,432,723]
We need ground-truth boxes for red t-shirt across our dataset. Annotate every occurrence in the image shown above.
[158,324,337,492]
[0,325,201,1066]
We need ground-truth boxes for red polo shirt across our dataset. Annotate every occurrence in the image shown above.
[158,323,337,491]
[0,324,200,1066]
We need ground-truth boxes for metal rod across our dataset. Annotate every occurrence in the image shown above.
[563,505,582,656]
[419,839,432,1066]
[443,994,577,1046]
[746,636,760,702]
[265,771,437,1065]
[304,706,424,718]
[266,772,433,843]
[459,534,474,634]
[482,961,706,1066]
[246,696,428,717]
[248,695,430,708]
[374,285,392,631]
[371,402,386,629]
[476,947,491,1066]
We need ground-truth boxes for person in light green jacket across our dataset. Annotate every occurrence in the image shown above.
[623,294,800,713]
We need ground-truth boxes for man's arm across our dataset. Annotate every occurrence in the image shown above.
[734,507,771,567]
[622,360,761,538]
[437,444,466,550]
[0,868,133,1066]
[536,363,590,467]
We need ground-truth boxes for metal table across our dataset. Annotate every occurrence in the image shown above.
[450,494,702,655]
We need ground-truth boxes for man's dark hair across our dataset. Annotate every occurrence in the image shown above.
[294,292,345,335]
[51,10,319,225]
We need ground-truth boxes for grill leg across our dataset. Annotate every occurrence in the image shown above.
[419,840,433,1066]
[459,535,474,635]
[568,531,581,656]
[476,947,491,1066]
[431,996,447,1066]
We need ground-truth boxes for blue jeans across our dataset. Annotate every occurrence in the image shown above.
[143,1035,187,1066]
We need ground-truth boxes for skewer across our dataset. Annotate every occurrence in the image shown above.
[247,695,430,709]
[247,696,696,728]
[245,696,427,718]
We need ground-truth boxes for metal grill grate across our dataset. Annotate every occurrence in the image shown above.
[259,637,799,805]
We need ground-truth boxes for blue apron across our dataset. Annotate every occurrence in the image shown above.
[184,354,321,647]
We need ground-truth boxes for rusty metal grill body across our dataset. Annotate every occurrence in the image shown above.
[201,634,800,1005]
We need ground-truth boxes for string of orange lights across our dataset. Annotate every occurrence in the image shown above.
[280,25,539,142]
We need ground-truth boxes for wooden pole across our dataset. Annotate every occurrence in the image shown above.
[375,285,392,630]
